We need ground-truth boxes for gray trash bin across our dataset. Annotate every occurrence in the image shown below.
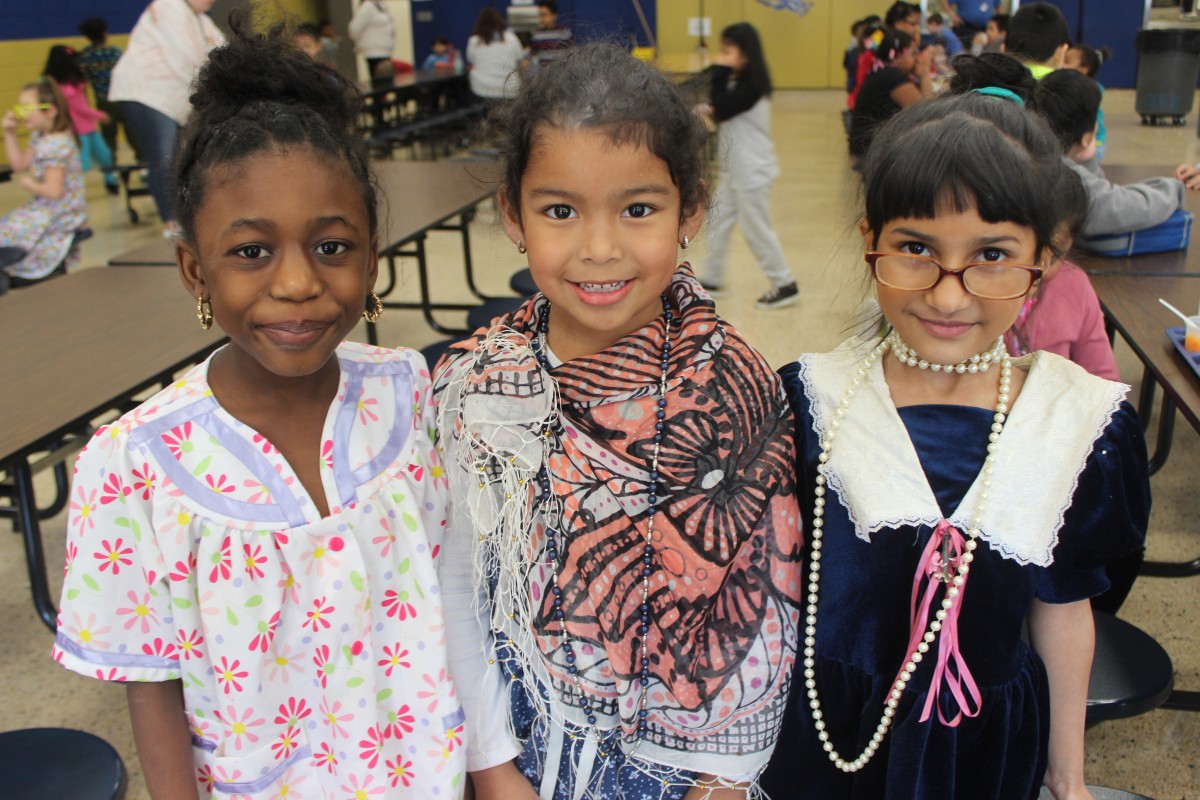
[1135,28,1200,125]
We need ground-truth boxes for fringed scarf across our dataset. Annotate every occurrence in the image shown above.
[434,267,802,786]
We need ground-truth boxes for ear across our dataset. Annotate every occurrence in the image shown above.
[1053,42,1070,69]
[366,239,380,292]
[177,239,206,299]
[497,186,524,246]
[679,192,705,246]
[858,217,874,250]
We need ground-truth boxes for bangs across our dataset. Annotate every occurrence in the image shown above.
[863,106,1058,248]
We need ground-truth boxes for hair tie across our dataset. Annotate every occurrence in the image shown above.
[972,86,1026,107]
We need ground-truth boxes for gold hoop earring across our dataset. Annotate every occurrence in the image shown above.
[196,296,213,330]
[517,240,527,255]
[680,235,690,250]
[363,291,384,323]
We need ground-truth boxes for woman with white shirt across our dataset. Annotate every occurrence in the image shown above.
[348,0,396,85]
[466,7,525,103]
[109,0,224,230]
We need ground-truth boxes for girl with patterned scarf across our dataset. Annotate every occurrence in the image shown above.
[434,45,802,800]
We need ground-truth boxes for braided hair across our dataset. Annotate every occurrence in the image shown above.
[173,13,377,246]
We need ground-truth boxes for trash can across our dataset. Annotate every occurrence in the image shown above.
[1134,27,1200,125]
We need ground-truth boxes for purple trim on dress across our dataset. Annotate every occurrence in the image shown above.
[55,632,179,670]
[442,705,466,729]
[211,745,311,794]
[331,370,363,507]
[350,367,413,490]
[191,735,217,752]
[201,411,309,527]
[127,395,222,449]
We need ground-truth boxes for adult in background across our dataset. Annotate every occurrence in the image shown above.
[77,17,141,165]
[466,7,525,104]
[946,0,1007,50]
[349,0,395,86]
[108,0,223,233]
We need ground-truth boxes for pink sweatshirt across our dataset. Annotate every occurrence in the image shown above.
[59,81,105,137]
[1005,261,1121,382]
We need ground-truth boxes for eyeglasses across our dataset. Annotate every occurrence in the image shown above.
[11,103,51,120]
[866,252,1042,300]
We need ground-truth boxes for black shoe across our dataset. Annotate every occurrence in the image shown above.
[105,182,120,196]
[698,281,727,297]
[756,282,799,309]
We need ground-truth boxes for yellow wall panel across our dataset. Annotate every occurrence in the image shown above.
[655,0,885,90]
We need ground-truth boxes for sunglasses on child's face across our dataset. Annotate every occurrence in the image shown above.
[11,103,51,120]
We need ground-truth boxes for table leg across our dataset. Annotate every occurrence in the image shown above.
[436,208,498,302]
[415,234,470,335]
[1136,364,1156,435]
[1146,393,1176,476]
[1162,690,1200,711]
[14,458,57,631]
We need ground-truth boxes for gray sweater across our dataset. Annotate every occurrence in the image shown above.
[1066,157,1185,237]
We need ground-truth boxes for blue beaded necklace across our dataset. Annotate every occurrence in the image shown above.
[531,295,673,754]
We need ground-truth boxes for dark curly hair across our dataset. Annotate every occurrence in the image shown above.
[173,12,377,246]
[495,43,708,223]
[948,52,1037,105]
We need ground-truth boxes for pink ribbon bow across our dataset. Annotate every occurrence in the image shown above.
[893,519,983,727]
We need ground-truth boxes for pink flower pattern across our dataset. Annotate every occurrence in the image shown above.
[52,344,462,796]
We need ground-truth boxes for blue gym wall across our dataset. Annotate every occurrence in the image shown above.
[1043,0,1142,89]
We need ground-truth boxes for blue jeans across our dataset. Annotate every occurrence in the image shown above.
[118,101,179,223]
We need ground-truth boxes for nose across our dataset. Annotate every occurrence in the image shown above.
[269,245,323,301]
[578,217,620,266]
[925,268,973,314]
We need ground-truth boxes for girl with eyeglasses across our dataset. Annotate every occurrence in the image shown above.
[0,77,87,286]
[763,92,1149,800]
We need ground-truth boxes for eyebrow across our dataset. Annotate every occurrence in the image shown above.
[224,215,360,234]
[526,185,673,201]
[890,227,1021,246]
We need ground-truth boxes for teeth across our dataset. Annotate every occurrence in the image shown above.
[578,281,627,293]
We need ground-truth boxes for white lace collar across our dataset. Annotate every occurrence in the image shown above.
[797,337,1129,567]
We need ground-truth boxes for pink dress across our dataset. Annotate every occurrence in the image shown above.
[54,342,466,799]
[1005,262,1121,382]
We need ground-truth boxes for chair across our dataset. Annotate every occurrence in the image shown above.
[1087,611,1175,724]
[509,268,537,296]
[466,297,525,331]
[0,728,126,799]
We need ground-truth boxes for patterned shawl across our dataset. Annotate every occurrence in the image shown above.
[434,267,801,781]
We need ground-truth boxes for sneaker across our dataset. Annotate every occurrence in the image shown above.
[698,281,727,297]
[756,282,800,309]
[105,182,120,196]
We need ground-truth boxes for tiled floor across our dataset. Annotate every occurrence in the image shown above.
[1,88,1197,798]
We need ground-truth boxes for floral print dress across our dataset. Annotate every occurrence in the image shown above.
[54,342,466,799]
[0,130,87,280]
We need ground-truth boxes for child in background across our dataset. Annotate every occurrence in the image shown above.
[435,43,801,800]
[924,13,964,58]
[292,22,323,60]
[43,45,117,194]
[0,78,86,286]
[971,12,1009,55]
[1004,2,1070,78]
[422,36,457,70]
[1063,43,1112,161]
[697,23,799,308]
[764,90,1149,799]
[1031,69,1192,237]
[77,17,139,165]
[52,20,465,799]
[848,29,932,163]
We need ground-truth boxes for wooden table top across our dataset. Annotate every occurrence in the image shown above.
[0,267,224,463]
[1076,164,1200,277]
[1092,272,1200,432]
[108,161,499,268]
[361,69,467,100]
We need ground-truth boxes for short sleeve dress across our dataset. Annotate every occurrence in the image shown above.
[761,341,1150,800]
[0,130,87,280]
[54,342,466,799]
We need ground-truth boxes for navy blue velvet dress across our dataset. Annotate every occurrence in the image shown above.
[762,362,1150,800]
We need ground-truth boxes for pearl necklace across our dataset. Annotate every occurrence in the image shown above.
[531,295,672,755]
[804,333,1011,773]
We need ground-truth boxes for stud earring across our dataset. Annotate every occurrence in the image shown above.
[363,291,384,323]
[196,296,213,330]
[517,240,527,255]
[680,235,689,250]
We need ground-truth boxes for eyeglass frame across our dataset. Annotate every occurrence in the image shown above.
[864,251,1044,301]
